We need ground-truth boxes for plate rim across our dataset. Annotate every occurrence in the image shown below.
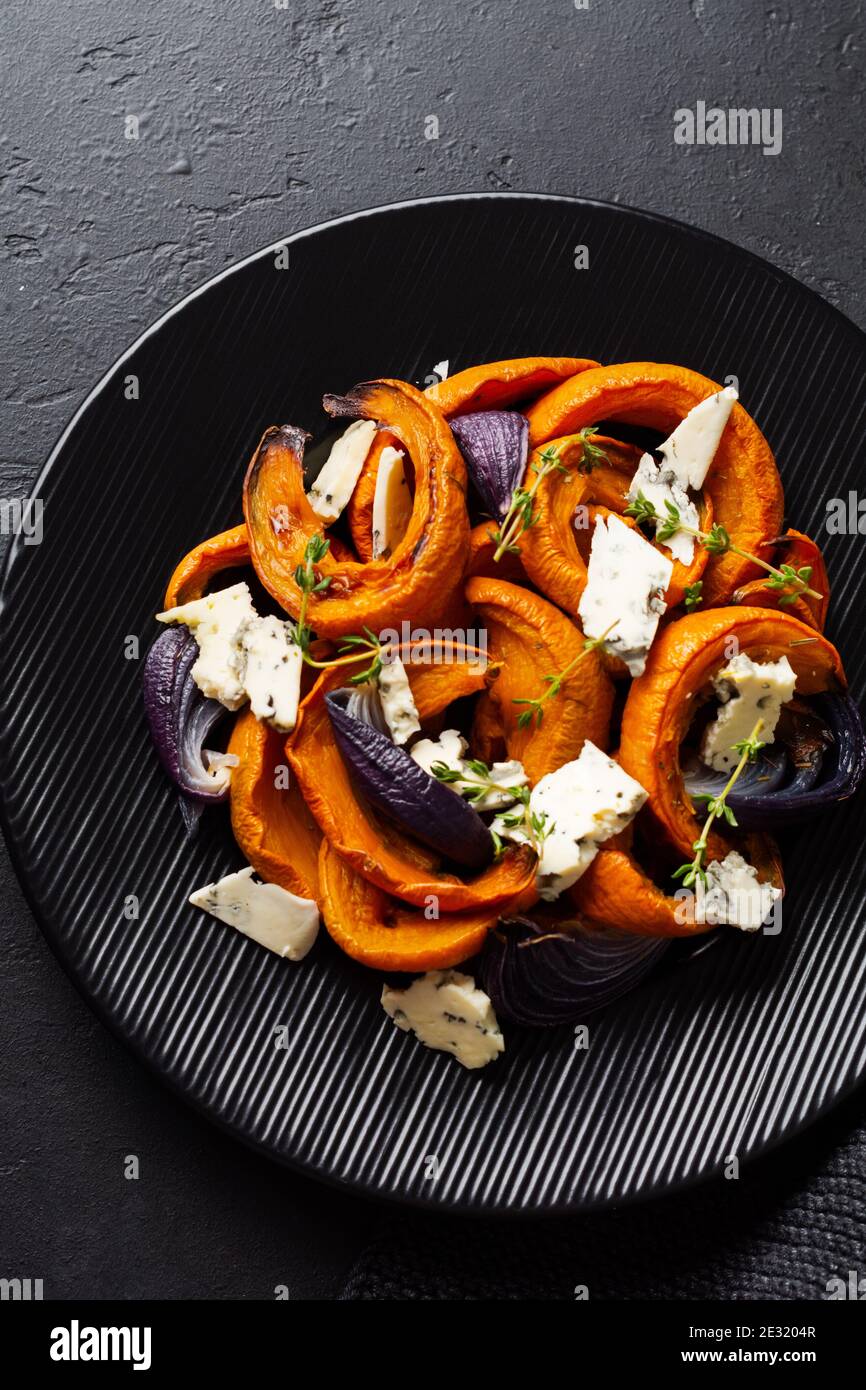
[2,190,865,1217]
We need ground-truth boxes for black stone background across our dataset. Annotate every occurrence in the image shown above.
[1,0,864,1300]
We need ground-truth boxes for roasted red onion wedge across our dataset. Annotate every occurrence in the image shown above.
[477,916,669,1028]
[143,627,233,804]
[450,410,529,520]
[683,694,866,828]
[325,687,493,870]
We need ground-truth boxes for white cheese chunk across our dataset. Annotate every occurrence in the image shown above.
[410,729,528,810]
[371,446,413,559]
[235,615,303,732]
[306,419,378,523]
[157,582,257,709]
[700,653,796,772]
[377,655,421,745]
[657,386,738,492]
[627,453,698,566]
[381,970,504,1069]
[578,515,673,677]
[190,866,319,960]
[696,852,781,932]
[491,741,648,901]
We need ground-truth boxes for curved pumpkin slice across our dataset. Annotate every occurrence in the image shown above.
[164,524,249,607]
[466,521,528,584]
[244,381,470,638]
[228,708,322,901]
[426,356,598,419]
[465,577,614,784]
[346,429,403,563]
[471,691,507,764]
[286,660,537,910]
[733,530,830,631]
[319,839,535,971]
[525,362,784,605]
[619,606,846,860]
[570,834,783,938]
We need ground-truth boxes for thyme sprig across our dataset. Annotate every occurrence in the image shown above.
[625,493,823,605]
[292,534,384,678]
[672,718,765,888]
[489,427,609,563]
[683,580,703,613]
[490,788,552,859]
[430,759,551,857]
[512,619,619,729]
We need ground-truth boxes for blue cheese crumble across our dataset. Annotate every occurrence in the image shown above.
[189,866,319,960]
[578,515,673,677]
[701,653,796,772]
[381,970,504,1069]
[306,419,378,523]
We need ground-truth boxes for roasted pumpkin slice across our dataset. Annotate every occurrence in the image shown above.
[228,708,322,901]
[164,524,249,607]
[286,660,537,911]
[465,577,614,783]
[243,380,470,638]
[318,838,535,971]
[426,356,599,418]
[346,429,404,563]
[733,529,830,631]
[466,521,528,584]
[619,606,846,859]
[525,362,784,605]
[570,834,783,938]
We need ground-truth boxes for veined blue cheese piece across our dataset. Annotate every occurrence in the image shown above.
[658,386,738,492]
[381,970,504,1069]
[578,515,673,677]
[371,446,413,559]
[235,616,303,732]
[696,851,781,932]
[377,655,421,745]
[306,419,378,523]
[157,582,257,709]
[700,653,796,772]
[189,866,319,960]
[627,453,698,566]
[410,728,528,810]
[491,741,649,901]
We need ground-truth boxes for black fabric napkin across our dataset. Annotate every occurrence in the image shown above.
[341,1090,866,1300]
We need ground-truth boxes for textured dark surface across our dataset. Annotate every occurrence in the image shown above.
[1,0,865,1300]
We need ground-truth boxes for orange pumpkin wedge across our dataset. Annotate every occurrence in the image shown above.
[243,380,470,638]
[346,429,404,563]
[465,577,614,783]
[571,833,784,938]
[619,606,846,860]
[228,708,322,901]
[733,529,830,631]
[318,838,535,971]
[426,356,599,418]
[286,659,537,911]
[164,524,249,608]
[525,362,784,605]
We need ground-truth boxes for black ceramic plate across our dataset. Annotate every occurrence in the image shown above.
[2,194,865,1215]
